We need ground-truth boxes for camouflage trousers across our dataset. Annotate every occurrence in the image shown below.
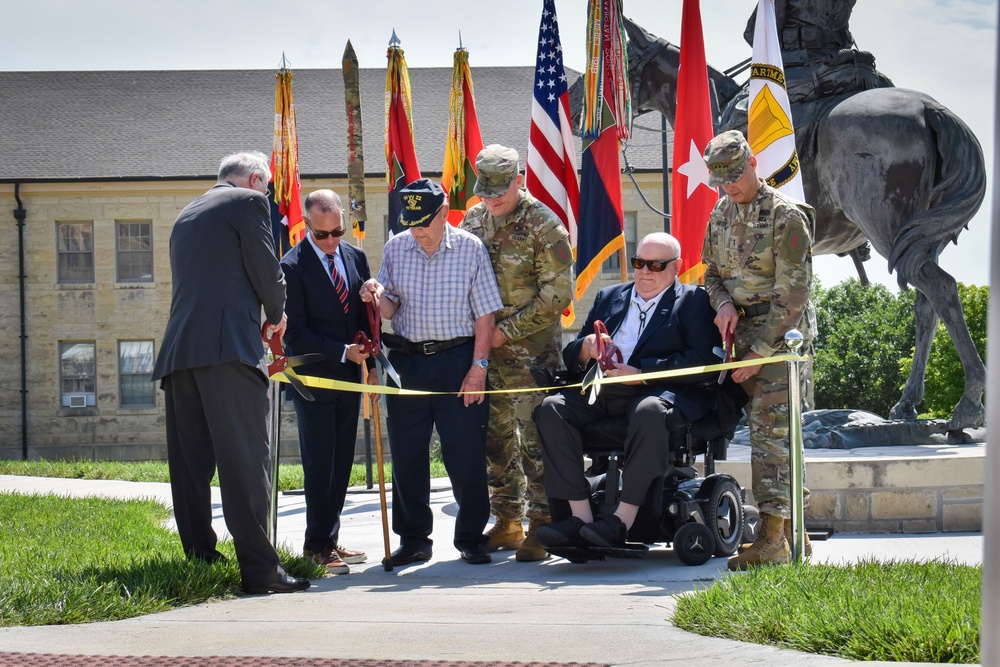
[486,344,559,522]
[736,317,813,519]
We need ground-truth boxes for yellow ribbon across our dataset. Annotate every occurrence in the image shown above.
[272,354,807,397]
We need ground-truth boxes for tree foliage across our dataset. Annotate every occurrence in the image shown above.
[812,279,915,417]
[812,279,988,419]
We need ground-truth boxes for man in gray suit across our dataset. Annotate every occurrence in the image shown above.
[152,151,309,594]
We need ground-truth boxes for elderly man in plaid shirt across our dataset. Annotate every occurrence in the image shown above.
[362,178,503,567]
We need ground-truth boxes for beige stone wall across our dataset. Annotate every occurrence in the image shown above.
[0,173,668,460]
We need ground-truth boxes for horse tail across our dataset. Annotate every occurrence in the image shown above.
[888,101,986,290]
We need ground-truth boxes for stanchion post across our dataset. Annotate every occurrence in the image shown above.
[267,380,282,547]
[784,328,806,562]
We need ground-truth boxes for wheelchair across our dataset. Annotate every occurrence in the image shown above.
[535,369,759,566]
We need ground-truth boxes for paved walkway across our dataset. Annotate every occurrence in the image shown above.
[0,475,983,666]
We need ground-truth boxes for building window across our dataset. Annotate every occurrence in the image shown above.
[57,222,94,283]
[602,211,638,274]
[118,340,156,407]
[116,221,153,282]
[59,342,96,408]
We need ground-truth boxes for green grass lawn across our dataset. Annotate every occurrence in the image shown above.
[0,458,448,490]
[673,559,981,663]
[0,492,322,627]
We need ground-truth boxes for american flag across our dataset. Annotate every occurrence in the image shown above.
[525,0,580,325]
[525,0,580,260]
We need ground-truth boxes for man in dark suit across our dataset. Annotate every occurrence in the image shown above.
[535,232,722,550]
[280,189,374,574]
[152,151,309,595]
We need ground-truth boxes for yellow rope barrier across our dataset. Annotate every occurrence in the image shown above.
[272,354,807,397]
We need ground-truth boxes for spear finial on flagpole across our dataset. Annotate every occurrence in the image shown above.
[389,29,401,47]
[458,30,464,50]
[279,52,290,71]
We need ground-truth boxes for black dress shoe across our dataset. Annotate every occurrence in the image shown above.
[390,544,432,566]
[458,544,491,564]
[536,516,587,548]
[580,514,629,548]
[242,574,311,595]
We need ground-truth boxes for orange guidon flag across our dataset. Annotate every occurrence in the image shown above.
[270,68,305,254]
[441,47,484,226]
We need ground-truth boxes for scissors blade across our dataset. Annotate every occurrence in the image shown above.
[282,369,315,401]
[580,363,600,394]
[376,348,402,388]
[586,366,604,405]
[285,353,325,368]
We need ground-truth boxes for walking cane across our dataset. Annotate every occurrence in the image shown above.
[785,329,807,562]
[368,382,394,571]
[361,365,374,490]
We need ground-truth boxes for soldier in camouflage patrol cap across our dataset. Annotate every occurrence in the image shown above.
[701,130,817,571]
[461,144,574,562]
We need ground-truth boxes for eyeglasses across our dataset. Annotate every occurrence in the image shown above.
[252,173,270,195]
[310,226,347,240]
[630,256,678,272]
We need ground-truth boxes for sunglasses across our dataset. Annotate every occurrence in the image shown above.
[630,256,678,272]
[310,226,347,240]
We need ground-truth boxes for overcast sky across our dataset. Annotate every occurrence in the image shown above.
[2,0,995,290]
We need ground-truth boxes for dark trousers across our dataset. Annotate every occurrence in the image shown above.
[535,384,688,507]
[384,341,490,551]
[291,387,362,554]
[163,361,283,586]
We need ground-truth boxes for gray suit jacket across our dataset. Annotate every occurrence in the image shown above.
[153,183,286,381]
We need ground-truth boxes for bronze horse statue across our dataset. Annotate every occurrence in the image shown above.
[620,18,986,435]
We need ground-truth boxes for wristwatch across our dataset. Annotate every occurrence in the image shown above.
[472,358,489,369]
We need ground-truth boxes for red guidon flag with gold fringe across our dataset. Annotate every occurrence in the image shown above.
[269,67,305,257]
[441,46,484,226]
[385,37,422,237]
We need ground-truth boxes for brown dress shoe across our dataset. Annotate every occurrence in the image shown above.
[311,549,350,574]
[336,545,368,565]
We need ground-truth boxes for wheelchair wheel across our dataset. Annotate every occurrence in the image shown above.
[705,477,744,557]
[741,505,761,544]
[673,522,714,566]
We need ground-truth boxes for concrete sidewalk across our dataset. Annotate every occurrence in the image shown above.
[0,474,983,666]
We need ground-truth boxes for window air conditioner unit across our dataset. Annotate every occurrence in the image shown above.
[65,393,89,408]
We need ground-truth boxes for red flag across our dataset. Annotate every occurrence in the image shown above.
[270,69,305,257]
[442,47,483,226]
[576,0,629,300]
[385,42,421,237]
[672,0,717,283]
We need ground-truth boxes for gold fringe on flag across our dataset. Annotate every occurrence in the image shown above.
[384,45,415,188]
[580,0,631,140]
[272,70,298,210]
[444,49,471,194]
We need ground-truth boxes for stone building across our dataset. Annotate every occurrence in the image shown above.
[0,67,671,461]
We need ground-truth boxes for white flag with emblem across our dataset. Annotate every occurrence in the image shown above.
[748,0,805,201]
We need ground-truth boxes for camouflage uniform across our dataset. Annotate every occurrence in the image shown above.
[702,177,816,520]
[461,191,573,522]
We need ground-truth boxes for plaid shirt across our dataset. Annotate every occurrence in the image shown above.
[377,225,502,341]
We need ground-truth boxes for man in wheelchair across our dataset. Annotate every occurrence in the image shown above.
[535,233,744,559]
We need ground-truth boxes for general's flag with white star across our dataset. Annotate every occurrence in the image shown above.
[671,0,717,283]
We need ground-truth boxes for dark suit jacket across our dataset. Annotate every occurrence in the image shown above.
[280,239,374,396]
[564,279,722,422]
[153,183,285,381]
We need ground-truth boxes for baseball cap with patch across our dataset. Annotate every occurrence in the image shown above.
[399,178,446,227]
[473,145,519,198]
[704,130,752,187]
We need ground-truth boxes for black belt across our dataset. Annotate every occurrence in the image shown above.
[736,303,771,318]
[382,333,473,356]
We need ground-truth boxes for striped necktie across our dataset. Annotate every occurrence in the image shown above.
[326,253,349,314]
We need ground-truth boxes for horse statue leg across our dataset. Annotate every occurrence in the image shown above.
[890,262,986,439]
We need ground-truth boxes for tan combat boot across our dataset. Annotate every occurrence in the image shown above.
[515,516,551,562]
[727,513,790,571]
[486,518,525,552]
[784,519,813,557]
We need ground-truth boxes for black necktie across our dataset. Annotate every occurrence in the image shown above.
[326,253,349,314]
